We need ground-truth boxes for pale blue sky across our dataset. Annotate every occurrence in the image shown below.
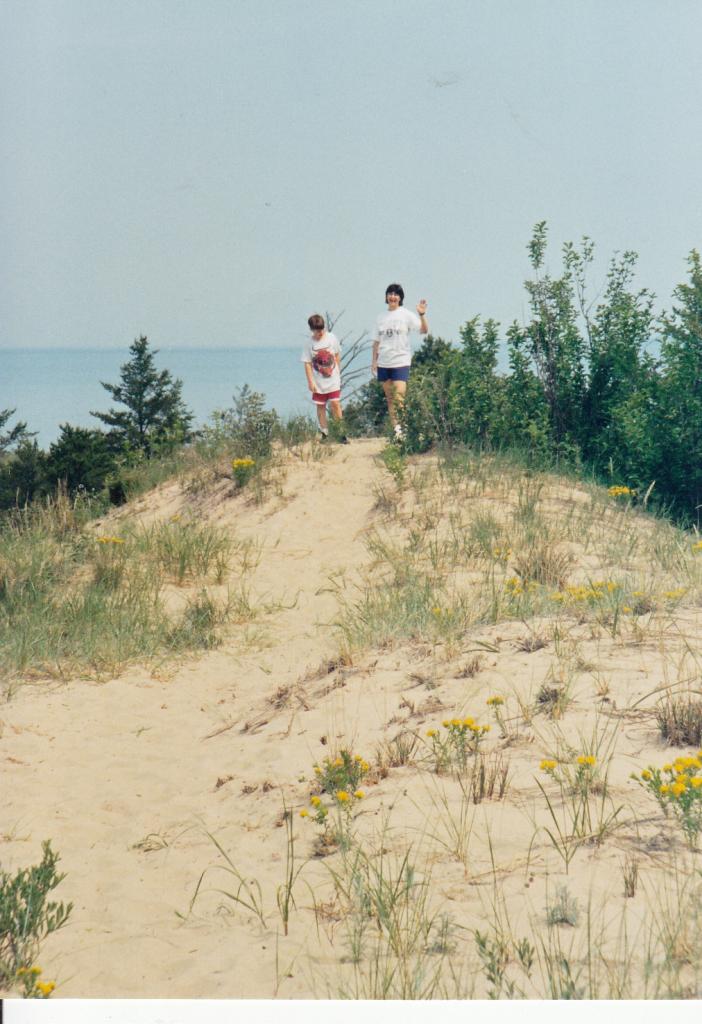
[2,0,701,351]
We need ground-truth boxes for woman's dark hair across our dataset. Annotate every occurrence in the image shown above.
[385,283,404,306]
[308,313,325,330]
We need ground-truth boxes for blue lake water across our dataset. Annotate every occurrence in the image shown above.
[2,347,332,447]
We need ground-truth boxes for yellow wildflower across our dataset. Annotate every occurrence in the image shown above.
[641,769,652,781]
[442,719,450,728]
[426,729,437,738]
[672,781,686,798]
[36,981,55,997]
[663,764,672,772]
[660,784,670,795]
[691,777,702,789]
[463,717,475,727]
[333,758,343,767]
[450,718,462,728]
[354,790,365,799]
[486,695,504,706]
[623,606,632,613]
[299,808,309,818]
[577,755,596,767]
[481,724,490,733]
[310,795,321,807]
[540,759,557,772]
[335,790,350,803]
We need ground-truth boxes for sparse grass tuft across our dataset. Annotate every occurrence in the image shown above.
[546,885,580,927]
[655,693,702,747]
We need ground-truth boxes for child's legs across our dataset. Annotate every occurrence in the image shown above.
[329,399,343,421]
[315,401,328,431]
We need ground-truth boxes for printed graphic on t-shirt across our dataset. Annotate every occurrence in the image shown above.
[312,348,336,377]
[375,309,421,367]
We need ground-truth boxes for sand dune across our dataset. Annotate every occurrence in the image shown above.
[3,439,702,999]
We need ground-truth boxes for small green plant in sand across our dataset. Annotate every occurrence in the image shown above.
[232,456,256,488]
[0,841,72,997]
[423,716,495,770]
[635,752,702,848]
[536,753,622,870]
[300,751,370,854]
[474,928,535,999]
[486,694,508,737]
[424,716,490,774]
[378,443,406,486]
[276,803,307,936]
[185,828,266,927]
[328,843,453,999]
[313,750,370,796]
[546,884,580,927]
[622,854,639,898]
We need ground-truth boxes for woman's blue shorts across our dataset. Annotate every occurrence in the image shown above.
[377,365,410,383]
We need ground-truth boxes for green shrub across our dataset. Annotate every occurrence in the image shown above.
[0,841,72,996]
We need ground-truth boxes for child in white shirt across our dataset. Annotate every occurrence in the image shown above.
[301,314,347,442]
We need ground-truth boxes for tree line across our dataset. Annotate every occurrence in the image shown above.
[3,223,702,523]
[1,335,193,508]
[347,224,702,525]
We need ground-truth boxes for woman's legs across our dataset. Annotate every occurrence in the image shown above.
[382,379,407,426]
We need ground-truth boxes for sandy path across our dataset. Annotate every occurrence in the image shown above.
[0,439,386,998]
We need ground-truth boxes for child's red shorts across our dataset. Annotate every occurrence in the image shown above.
[312,390,341,406]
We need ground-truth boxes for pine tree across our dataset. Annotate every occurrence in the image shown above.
[656,250,702,518]
[46,425,116,495]
[91,336,193,456]
[0,408,34,455]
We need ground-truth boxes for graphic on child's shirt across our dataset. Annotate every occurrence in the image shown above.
[312,348,336,377]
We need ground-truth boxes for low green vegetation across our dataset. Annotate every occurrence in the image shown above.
[0,841,72,998]
[346,225,702,527]
[0,491,258,694]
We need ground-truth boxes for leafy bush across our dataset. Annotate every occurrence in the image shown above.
[0,841,72,994]
[203,385,279,459]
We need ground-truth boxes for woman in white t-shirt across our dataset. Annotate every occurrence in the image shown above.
[371,283,428,439]
[301,313,347,442]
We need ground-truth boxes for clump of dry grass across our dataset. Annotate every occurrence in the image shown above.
[656,693,702,746]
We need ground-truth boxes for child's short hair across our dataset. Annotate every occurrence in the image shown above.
[308,313,325,331]
[385,283,404,306]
